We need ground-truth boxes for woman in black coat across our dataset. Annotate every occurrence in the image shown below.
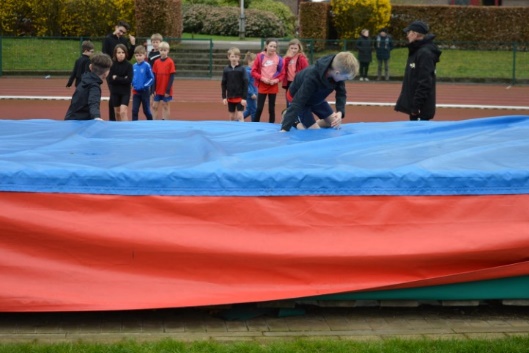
[356,29,372,81]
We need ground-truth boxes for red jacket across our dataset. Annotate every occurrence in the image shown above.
[281,53,309,89]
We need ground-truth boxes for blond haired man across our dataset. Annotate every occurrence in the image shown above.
[280,52,359,132]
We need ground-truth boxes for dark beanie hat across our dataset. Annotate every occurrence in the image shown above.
[403,21,429,34]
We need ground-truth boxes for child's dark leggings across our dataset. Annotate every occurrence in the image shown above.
[254,93,277,123]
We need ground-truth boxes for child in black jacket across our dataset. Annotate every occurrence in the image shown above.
[65,53,113,120]
[221,47,248,122]
[107,44,133,121]
[66,41,94,88]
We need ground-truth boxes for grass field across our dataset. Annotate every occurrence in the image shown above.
[1,36,528,82]
[2,337,529,353]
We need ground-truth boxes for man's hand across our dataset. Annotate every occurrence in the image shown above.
[330,111,343,128]
[320,111,343,129]
[129,35,136,45]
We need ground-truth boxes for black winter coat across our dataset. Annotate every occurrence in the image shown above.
[395,34,442,120]
[221,64,248,99]
[375,35,393,61]
[102,34,135,60]
[65,72,104,120]
[281,55,347,131]
[67,54,91,88]
[356,35,372,63]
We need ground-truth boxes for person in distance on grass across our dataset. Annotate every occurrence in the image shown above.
[65,53,112,120]
[66,40,94,88]
[356,29,373,82]
[375,28,393,81]
[131,45,154,121]
[280,52,359,132]
[395,20,442,121]
[152,41,176,120]
[221,47,248,122]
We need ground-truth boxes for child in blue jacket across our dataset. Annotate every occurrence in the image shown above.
[131,46,154,120]
[243,52,257,121]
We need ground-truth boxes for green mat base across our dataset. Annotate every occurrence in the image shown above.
[306,275,529,301]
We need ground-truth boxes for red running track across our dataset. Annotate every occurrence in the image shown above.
[0,76,528,121]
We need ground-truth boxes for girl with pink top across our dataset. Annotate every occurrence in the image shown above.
[251,39,284,123]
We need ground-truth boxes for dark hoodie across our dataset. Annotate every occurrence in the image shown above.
[281,55,347,131]
[107,59,133,96]
[65,72,104,120]
[395,34,442,120]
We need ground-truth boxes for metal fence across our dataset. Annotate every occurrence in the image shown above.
[1,36,528,84]
[0,37,216,77]
[274,38,529,85]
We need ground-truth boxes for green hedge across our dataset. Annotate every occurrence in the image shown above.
[183,4,286,38]
[298,3,529,51]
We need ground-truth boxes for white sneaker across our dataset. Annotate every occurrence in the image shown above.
[365,78,369,82]
[359,77,364,81]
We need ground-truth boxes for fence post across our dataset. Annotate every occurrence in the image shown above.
[309,39,314,64]
[0,36,2,77]
[511,41,517,85]
[209,39,213,78]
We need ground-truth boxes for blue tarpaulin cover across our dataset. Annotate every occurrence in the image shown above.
[1,116,528,196]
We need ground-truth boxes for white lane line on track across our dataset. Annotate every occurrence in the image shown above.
[0,95,110,101]
[339,102,529,110]
[1,96,528,110]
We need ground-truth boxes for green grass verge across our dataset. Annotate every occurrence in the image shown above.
[2,337,529,353]
[1,36,528,81]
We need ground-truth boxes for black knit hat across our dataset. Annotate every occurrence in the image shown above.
[403,21,429,34]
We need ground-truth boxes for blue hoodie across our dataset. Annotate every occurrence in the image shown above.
[132,61,154,92]
[246,65,257,98]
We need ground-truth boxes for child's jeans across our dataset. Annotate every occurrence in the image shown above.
[243,95,256,120]
[132,90,153,121]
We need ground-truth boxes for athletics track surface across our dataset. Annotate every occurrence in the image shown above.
[0,77,527,121]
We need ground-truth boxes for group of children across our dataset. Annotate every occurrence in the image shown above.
[221,38,309,123]
[65,33,176,121]
[65,33,361,134]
